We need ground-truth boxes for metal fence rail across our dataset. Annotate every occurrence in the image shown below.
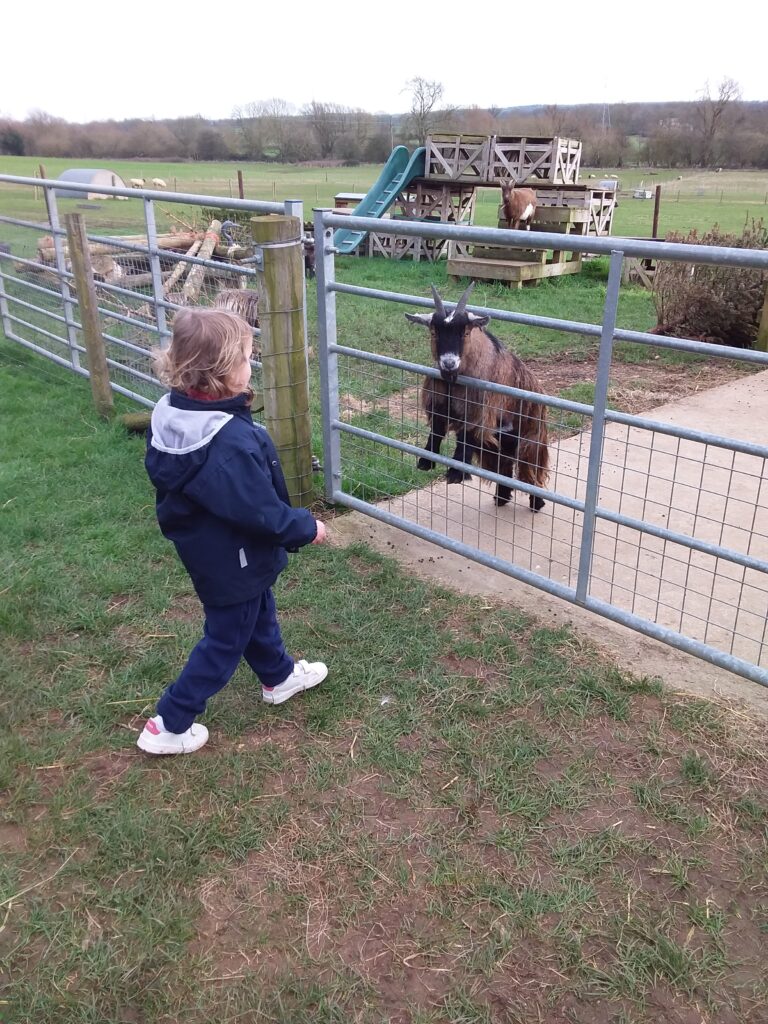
[314,209,768,688]
[0,174,303,407]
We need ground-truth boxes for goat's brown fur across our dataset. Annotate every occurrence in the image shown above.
[212,288,261,358]
[212,288,259,327]
[500,182,537,230]
[422,324,549,509]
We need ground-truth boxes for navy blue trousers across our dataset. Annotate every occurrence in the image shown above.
[157,589,294,733]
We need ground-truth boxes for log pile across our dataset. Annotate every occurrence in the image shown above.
[34,223,252,294]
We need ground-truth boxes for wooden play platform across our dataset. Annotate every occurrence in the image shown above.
[355,133,616,278]
[425,133,582,185]
[365,178,476,262]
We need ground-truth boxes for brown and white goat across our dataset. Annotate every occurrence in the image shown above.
[406,284,549,511]
[500,181,537,230]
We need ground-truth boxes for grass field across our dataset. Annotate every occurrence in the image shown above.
[2,154,767,240]
[2,331,768,1023]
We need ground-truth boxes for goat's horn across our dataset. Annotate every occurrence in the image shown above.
[453,282,475,317]
[430,284,447,318]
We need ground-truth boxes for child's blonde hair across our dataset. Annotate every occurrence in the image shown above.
[152,308,252,397]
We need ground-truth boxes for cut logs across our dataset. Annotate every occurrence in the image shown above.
[36,230,204,264]
[181,220,221,304]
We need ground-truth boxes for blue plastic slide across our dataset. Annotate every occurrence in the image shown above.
[333,146,427,254]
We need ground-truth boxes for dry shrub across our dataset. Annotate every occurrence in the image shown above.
[652,219,768,347]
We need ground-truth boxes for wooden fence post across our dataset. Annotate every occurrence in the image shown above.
[756,282,768,353]
[237,169,245,200]
[36,163,47,202]
[250,214,313,507]
[652,185,662,238]
[64,213,114,420]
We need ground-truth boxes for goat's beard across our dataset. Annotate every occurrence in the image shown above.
[440,369,459,384]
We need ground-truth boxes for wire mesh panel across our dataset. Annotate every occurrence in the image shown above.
[0,176,297,410]
[591,423,768,667]
[0,203,74,370]
[335,347,593,583]
[332,342,768,678]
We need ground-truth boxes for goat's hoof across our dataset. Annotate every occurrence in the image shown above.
[446,468,471,485]
[530,495,546,512]
[417,457,435,471]
[494,486,512,507]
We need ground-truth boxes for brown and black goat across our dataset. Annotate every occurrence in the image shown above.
[302,221,316,279]
[406,284,549,511]
[500,180,537,230]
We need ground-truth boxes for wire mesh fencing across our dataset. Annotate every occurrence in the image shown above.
[315,210,768,687]
[0,175,303,409]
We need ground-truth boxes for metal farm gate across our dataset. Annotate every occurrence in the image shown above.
[313,210,768,688]
[0,174,304,407]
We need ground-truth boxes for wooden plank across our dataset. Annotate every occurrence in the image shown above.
[472,245,547,263]
[531,208,591,225]
[447,254,583,284]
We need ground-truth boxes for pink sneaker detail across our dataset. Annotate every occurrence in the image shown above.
[146,719,161,735]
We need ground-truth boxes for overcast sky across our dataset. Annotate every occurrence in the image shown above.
[2,0,765,123]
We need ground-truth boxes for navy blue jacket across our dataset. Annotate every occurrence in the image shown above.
[145,391,317,606]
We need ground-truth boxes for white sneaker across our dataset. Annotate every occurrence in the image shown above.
[136,715,209,755]
[262,659,328,705]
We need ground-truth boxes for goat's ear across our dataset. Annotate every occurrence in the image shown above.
[405,312,433,326]
[467,312,490,327]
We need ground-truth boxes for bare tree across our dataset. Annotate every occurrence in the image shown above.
[539,104,569,136]
[232,102,268,160]
[302,101,352,158]
[171,116,205,159]
[404,76,445,142]
[695,77,742,166]
[259,98,295,159]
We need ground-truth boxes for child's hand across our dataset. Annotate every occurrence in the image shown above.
[312,520,327,545]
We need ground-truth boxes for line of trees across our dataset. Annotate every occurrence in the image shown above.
[2,78,767,169]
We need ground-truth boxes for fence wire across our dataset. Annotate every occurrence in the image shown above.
[333,349,768,672]
[0,177,298,409]
[316,209,768,687]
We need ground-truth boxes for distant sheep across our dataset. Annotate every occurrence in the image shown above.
[129,178,145,188]
[151,178,167,188]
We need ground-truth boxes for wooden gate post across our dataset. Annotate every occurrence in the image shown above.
[250,214,313,507]
[64,213,114,420]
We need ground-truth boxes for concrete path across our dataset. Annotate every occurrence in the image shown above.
[332,370,768,716]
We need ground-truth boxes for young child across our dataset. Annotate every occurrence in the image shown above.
[137,308,327,755]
